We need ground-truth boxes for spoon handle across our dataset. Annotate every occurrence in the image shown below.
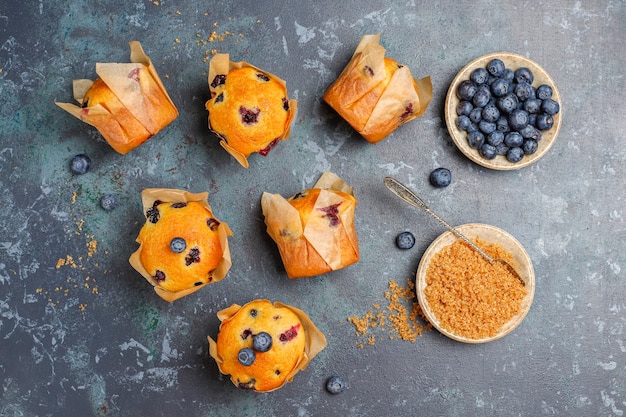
[383,176,494,263]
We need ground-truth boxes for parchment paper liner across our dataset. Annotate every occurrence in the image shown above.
[56,41,178,154]
[261,171,359,278]
[207,299,327,392]
[129,188,233,302]
[323,33,433,143]
[205,53,298,168]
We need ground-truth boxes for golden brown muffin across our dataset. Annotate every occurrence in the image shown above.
[322,34,432,143]
[129,189,233,302]
[205,54,297,168]
[208,300,327,392]
[56,41,178,154]
[261,172,359,278]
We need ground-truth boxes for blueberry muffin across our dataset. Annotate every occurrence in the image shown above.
[208,300,327,392]
[129,188,232,302]
[205,54,297,168]
[323,34,432,143]
[261,171,359,278]
[56,41,178,154]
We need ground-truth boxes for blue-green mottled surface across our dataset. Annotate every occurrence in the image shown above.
[1,1,625,416]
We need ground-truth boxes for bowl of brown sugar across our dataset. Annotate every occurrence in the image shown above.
[416,223,535,343]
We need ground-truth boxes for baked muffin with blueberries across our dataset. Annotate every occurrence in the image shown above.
[129,188,233,302]
[208,299,327,392]
[261,171,360,279]
[205,54,298,168]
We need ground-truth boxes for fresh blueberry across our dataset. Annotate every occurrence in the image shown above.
[486,130,505,146]
[472,88,491,108]
[456,100,473,116]
[479,143,497,160]
[519,124,540,140]
[528,113,537,127]
[457,80,477,101]
[490,78,510,97]
[523,98,542,114]
[486,58,505,77]
[396,231,416,249]
[70,154,91,175]
[522,139,538,155]
[506,147,525,163]
[496,116,510,132]
[514,82,535,101]
[514,67,534,84]
[326,376,347,395]
[469,107,483,124]
[504,131,524,148]
[478,120,496,134]
[456,115,472,131]
[502,68,515,81]
[481,104,500,123]
[541,98,560,115]
[429,167,452,188]
[496,93,518,114]
[495,143,509,156]
[170,237,186,253]
[252,332,273,352]
[100,194,118,211]
[536,84,553,100]
[470,67,489,85]
[508,109,529,130]
[238,348,256,366]
[467,131,485,149]
[536,113,554,130]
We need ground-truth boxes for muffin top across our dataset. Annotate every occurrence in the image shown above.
[215,299,306,392]
[206,66,292,158]
[137,201,224,293]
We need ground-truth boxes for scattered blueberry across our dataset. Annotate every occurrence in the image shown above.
[100,194,118,211]
[478,120,496,134]
[481,104,500,123]
[486,130,505,146]
[496,93,518,114]
[70,154,91,175]
[495,116,510,133]
[469,107,483,124]
[252,332,273,353]
[396,231,416,250]
[238,348,256,366]
[456,115,472,131]
[472,88,491,108]
[429,167,452,188]
[523,98,542,114]
[490,78,509,97]
[326,376,347,395]
[514,83,535,101]
[170,237,186,253]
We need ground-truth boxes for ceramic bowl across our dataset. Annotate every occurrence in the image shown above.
[416,223,535,343]
[445,52,562,170]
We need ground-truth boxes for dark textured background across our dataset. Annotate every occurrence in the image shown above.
[1,1,624,416]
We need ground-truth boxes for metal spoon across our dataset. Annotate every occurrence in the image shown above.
[383,176,525,285]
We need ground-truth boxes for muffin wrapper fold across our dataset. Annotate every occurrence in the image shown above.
[129,188,233,302]
[207,300,327,392]
[323,34,433,143]
[261,171,359,278]
[56,41,178,154]
[206,54,298,168]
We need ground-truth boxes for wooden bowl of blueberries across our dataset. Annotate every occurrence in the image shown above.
[445,52,562,170]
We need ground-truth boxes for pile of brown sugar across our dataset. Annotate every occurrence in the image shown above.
[348,278,431,348]
[424,238,527,340]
